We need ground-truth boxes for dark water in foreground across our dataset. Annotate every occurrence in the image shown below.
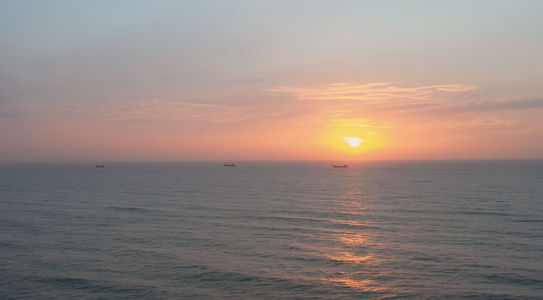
[1,160,542,299]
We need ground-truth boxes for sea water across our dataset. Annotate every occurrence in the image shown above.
[1,160,542,299]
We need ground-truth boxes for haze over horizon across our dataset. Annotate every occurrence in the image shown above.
[2,0,543,162]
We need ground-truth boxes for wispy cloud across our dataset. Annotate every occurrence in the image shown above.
[416,117,543,136]
[20,99,241,124]
[267,82,543,115]
[434,98,543,114]
[325,118,396,129]
[424,117,519,131]
[266,82,478,107]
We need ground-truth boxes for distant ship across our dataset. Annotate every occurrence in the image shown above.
[95,165,105,168]
[224,163,236,167]
[332,164,348,168]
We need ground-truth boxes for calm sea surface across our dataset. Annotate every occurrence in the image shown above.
[1,160,542,299]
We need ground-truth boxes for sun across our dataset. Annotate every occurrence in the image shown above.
[319,126,388,156]
[345,137,363,147]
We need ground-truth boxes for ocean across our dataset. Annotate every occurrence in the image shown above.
[1,160,542,299]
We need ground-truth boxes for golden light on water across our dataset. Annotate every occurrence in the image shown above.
[324,278,386,292]
[315,229,394,295]
[311,183,397,296]
[325,251,375,264]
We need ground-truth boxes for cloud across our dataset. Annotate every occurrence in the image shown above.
[266,82,478,106]
[435,98,543,114]
[325,118,396,129]
[416,117,543,137]
[425,117,519,131]
[19,99,243,126]
[429,85,479,92]
[267,82,543,115]
[265,82,484,116]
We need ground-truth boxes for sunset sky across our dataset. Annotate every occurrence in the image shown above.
[2,0,543,162]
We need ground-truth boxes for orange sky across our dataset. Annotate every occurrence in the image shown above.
[1,1,543,162]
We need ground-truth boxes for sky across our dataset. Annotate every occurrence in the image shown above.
[1,0,543,162]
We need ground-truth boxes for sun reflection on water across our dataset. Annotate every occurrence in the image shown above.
[335,233,371,247]
[325,251,375,264]
[323,278,388,292]
[315,229,396,296]
[332,219,375,228]
[306,181,398,297]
